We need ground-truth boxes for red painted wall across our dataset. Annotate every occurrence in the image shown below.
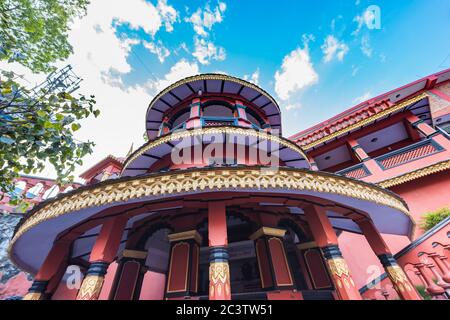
[139,271,166,300]
[390,172,450,238]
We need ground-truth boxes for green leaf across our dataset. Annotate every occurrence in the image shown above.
[71,123,81,131]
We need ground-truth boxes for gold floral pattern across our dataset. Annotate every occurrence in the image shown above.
[123,126,307,172]
[301,93,428,149]
[378,159,450,188]
[76,275,105,300]
[23,292,44,300]
[386,265,413,292]
[209,262,230,298]
[327,258,351,278]
[9,167,410,259]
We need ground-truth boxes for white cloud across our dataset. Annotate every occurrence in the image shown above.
[144,40,171,63]
[185,1,227,37]
[274,46,319,101]
[186,2,227,65]
[353,91,372,104]
[285,103,302,111]
[243,68,260,85]
[0,0,181,179]
[321,35,349,62]
[361,35,372,57]
[146,59,199,93]
[192,37,226,65]
[157,0,179,32]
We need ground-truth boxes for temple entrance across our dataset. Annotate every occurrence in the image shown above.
[226,215,262,297]
[197,213,263,298]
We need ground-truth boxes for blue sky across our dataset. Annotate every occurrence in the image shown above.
[3,0,450,177]
[117,0,450,136]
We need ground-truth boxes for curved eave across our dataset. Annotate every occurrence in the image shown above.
[9,166,412,274]
[377,159,450,188]
[297,93,431,151]
[123,126,309,176]
[146,74,282,139]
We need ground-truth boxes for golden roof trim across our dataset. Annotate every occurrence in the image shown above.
[378,159,450,188]
[8,167,410,259]
[123,126,308,173]
[301,93,429,150]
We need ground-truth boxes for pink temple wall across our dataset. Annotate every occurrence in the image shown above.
[139,271,166,300]
[340,172,450,294]
[98,261,118,300]
[390,172,450,238]
[0,272,31,300]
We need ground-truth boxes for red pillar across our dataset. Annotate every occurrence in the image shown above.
[357,219,421,300]
[23,240,72,300]
[347,138,383,175]
[208,202,231,300]
[76,217,127,300]
[405,113,450,150]
[186,98,202,129]
[303,205,362,300]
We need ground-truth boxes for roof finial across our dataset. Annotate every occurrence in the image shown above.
[126,143,134,158]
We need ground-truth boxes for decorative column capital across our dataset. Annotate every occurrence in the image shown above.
[321,245,354,288]
[377,253,397,267]
[249,226,286,240]
[23,280,49,300]
[76,262,109,300]
[321,245,343,260]
[168,230,203,245]
[209,246,231,300]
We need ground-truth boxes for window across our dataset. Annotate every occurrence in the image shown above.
[203,104,234,118]
[42,185,60,200]
[171,111,190,129]
[26,183,43,199]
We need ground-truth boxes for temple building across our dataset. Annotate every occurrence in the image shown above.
[4,69,450,300]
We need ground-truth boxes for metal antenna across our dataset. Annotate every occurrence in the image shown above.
[30,65,82,97]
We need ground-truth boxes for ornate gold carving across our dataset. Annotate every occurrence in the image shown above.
[123,126,307,172]
[378,159,450,188]
[249,227,287,240]
[209,262,230,298]
[9,167,410,259]
[76,275,105,300]
[386,265,412,292]
[168,230,203,245]
[301,93,428,149]
[23,292,44,300]
[327,258,351,278]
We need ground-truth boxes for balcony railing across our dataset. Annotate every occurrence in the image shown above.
[201,116,238,127]
[374,139,444,170]
[165,117,265,133]
[336,163,371,179]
